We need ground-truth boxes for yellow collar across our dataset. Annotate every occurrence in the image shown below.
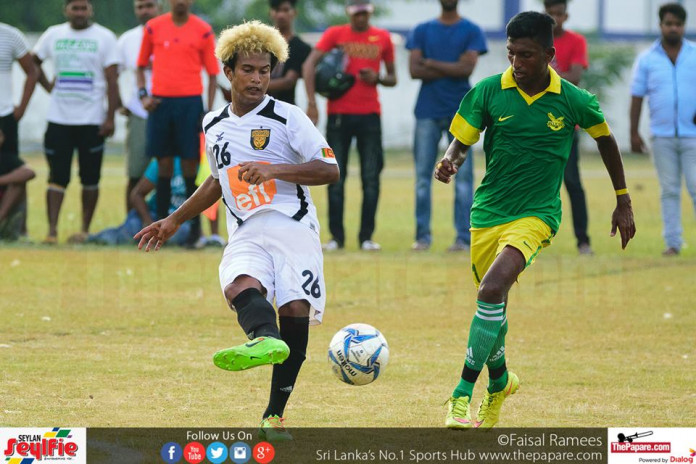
[501,66,561,105]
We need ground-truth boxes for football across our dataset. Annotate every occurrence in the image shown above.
[328,323,389,386]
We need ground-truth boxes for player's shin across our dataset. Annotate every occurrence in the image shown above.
[453,301,505,399]
[232,288,281,339]
[263,316,309,418]
[486,319,509,393]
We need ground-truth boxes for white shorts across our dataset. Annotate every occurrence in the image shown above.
[219,210,326,325]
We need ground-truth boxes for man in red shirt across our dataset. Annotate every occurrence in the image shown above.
[545,0,593,255]
[303,0,397,251]
[136,0,219,245]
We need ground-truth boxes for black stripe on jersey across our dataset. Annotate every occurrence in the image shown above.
[204,106,230,134]
[258,99,287,125]
[221,196,244,226]
[292,184,308,221]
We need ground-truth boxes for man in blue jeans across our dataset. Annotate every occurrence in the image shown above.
[406,0,487,251]
[630,2,696,256]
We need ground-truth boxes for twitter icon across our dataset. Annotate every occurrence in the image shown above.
[206,441,228,464]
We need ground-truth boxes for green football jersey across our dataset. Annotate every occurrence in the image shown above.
[450,66,610,232]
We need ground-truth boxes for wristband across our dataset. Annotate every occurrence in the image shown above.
[615,188,629,196]
[138,87,148,99]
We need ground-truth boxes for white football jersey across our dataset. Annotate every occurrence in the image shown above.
[202,95,338,239]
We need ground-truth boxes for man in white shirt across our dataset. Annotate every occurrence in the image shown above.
[135,21,339,441]
[0,23,38,241]
[117,0,160,213]
[33,0,120,244]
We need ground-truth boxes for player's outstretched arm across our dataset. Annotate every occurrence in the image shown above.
[435,138,470,184]
[134,175,222,252]
[595,134,636,249]
[238,160,339,186]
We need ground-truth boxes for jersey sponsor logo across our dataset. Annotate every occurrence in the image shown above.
[368,35,380,42]
[547,112,565,131]
[250,129,271,150]
[227,163,277,211]
[321,148,335,159]
[498,115,514,122]
[342,42,380,60]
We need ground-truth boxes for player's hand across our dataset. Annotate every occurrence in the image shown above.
[434,158,458,184]
[238,162,275,185]
[358,68,379,85]
[99,118,115,137]
[142,96,161,112]
[13,105,26,121]
[610,194,636,249]
[134,217,180,252]
[630,133,646,154]
[306,103,318,125]
[118,107,131,116]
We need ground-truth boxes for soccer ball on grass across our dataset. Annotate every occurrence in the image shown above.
[328,323,389,386]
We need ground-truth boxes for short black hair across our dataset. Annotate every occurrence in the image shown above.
[659,2,687,22]
[543,0,567,8]
[506,11,555,49]
[270,0,297,9]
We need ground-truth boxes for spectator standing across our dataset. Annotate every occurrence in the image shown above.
[630,2,696,256]
[545,0,593,255]
[303,0,396,251]
[0,22,38,241]
[136,0,220,245]
[406,0,487,252]
[268,0,311,105]
[117,0,161,212]
[33,0,120,244]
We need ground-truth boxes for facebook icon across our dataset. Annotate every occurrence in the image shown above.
[160,442,183,463]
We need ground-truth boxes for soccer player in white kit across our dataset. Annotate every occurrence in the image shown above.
[134,21,339,440]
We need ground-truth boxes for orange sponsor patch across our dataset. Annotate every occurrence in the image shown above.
[227,163,277,211]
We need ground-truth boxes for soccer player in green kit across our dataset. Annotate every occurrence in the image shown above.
[435,11,636,429]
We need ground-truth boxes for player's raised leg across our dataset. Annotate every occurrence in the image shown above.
[213,275,289,372]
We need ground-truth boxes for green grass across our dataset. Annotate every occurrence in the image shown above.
[1,149,695,427]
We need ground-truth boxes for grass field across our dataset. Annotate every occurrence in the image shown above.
[1,148,695,428]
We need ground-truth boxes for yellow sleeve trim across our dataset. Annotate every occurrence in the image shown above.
[449,113,481,146]
[584,121,611,139]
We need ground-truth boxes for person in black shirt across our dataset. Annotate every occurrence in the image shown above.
[268,0,311,104]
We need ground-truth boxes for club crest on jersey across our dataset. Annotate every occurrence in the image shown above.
[250,129,271,150]
[547,112,565,131]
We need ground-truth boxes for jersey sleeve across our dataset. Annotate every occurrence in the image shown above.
[382,31,395,64]
[467,23,488,55]
[630,54,648,98]
[570,34,589,68]
[137,22,154,68]
[405,23,423,51]
[201,114,220,179]
[287,107,338,165]
[102,30,120,68]
[576,90,611,138]
[10,26,29,59]
[315,27,338,53]
[33,27,53,61]
[449,84,486,145]
[202,28,220,75]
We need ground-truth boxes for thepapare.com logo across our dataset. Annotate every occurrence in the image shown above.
[611,431,672,453]
[2,428,86,463]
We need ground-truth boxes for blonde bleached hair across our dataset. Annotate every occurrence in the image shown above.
[216,20,289,70]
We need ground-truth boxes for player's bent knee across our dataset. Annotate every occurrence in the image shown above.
[278,300,310,318]
[224,276,265,309]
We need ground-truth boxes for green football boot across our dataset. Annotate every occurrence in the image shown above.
[213,337,289,371]
[259,415,293,442]
[445,396,473,429]
[474,371,520,428]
